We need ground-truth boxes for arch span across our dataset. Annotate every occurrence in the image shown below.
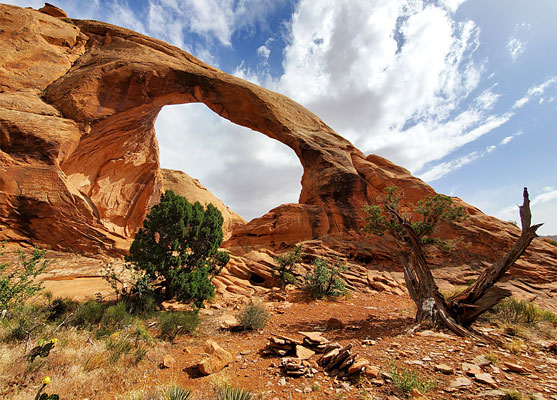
[37,17,384,254]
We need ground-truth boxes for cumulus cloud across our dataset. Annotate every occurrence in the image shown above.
[155,104,302,220]
[145,0,287,47]
[273,0,492,173]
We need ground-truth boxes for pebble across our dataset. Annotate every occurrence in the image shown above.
[434,363,454,374]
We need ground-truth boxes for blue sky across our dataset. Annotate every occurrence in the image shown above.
[7,0,556,234]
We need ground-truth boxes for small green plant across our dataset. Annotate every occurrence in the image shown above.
[46,297,78,322]
[311,382,320,392]
[502,390,523,400]
[102,263,157,316]
[547,239,557,247]
[28,338,57,362]
[272,244,303,290]
[390,362,436,396]
[504,338,524,355]
[99,302,133,333]
[164,385,193,400]
[216,384,253,400]
[34,376,59,400]
[238,304,269,330]
[484,352,497,364]
[71,300,103,328]
[302,257,347,299]
[0,244,48,311]
[158,311,199,341]
[106,333,133,364]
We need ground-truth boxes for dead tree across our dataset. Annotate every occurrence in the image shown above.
[363,187,542,337]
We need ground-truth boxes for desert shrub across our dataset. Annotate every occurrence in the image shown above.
[124,385,192,400]
[238,304,269,330]
[105,333,133,364]
[484,352,497,364]
[158,311,199,341]
[272,244,303,290]
[97,301,134,336]
[1,303,47,342]
[72,300,103,328]
[491,298,557,325]
[0,244,48,311]
[46,297,78,322]
[105,320,151,365]
[102,263,158,316]
[390,362,436,395]
[216,384,253,400]
[127,191,229,309]
[302,257,347,299]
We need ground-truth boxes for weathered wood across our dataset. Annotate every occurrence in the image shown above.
[386,188,540,337]
[447,188,542,325]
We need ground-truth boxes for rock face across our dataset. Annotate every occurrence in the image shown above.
[161,169,245,240]
[1,4,556,291]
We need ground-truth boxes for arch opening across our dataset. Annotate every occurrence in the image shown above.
[155,103,304,222]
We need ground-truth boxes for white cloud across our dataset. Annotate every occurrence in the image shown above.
[418,151,481,182]
[418,127,524,182]
[257,45,270,62]
[532,187,557,206]
[155,104,302,220]
[513,77,557,109]
[506,37,525,62]
[145,0,287,47]
[275,0,491,172]
[499,131,522,145]
[438,0,468,12]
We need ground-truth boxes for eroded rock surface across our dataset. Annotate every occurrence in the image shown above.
[161,169,245,240]
[1,4,556,301]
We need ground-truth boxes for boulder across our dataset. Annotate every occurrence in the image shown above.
[326,317,345,329]
[161,354,175,369]
[198,340,234,375]
[295,345,315,360]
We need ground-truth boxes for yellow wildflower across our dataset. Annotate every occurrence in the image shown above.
[43,376,51,385]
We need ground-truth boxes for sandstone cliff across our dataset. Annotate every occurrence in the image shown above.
[0,4,555,297]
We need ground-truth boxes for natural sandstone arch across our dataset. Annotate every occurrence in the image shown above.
[1,4,556,293]
[38,17,379,251]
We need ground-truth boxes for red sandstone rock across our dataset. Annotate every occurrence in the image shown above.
[161,169,245,240]
[0,4,555,297]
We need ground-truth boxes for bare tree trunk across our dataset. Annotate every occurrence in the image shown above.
[393,188,541,336]
[446,188,542,325]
